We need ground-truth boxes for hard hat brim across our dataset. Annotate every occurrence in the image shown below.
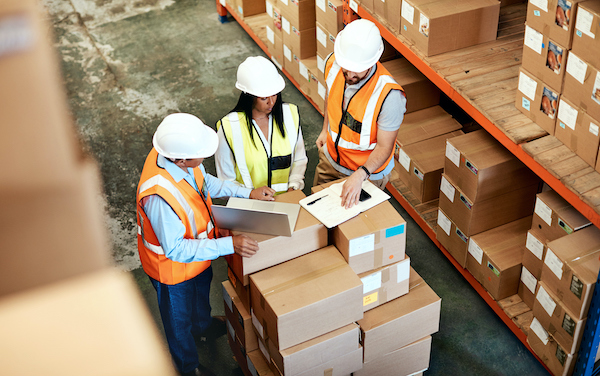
[235,74,285,98]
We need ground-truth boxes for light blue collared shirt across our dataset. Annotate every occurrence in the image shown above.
[141,155,252,263]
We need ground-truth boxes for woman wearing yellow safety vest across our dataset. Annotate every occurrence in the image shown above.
[215,56,307,194]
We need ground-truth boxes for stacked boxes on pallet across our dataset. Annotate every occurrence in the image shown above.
[0,1,177,374]
[436,130,540,268]
[517,1,600,171]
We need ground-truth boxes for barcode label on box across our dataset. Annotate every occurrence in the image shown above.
[531,318,549,345]
[576,8,595,38]
[349,234,375,257]
[362,272,382,294]
[524,25,543,55]
[437,210,451,236]
[537,285,557,316]
[398,148,411,171]
[521,266,537,294]
[526,231,544,260]
[445,141,460,167]
[518,71,537,99]
[440,176,455,202]
[566,52,587,84]
[558,99,578,130]
[534,197,553,226]
[401,2,415,24]
[468,240,484,265]
[545,249,564,280]
[530,0,548,12]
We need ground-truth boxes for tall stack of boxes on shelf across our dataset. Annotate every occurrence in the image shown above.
[223,186,441,375]
[517,0,600,172]
[0,1,177,374]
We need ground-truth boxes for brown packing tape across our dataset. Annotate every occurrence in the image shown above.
[380,288,387,304]
[262,260,348,298]
[324,368,333,376]
[374,247,384,269]
[382,268,390,284]
[360,213,380,242]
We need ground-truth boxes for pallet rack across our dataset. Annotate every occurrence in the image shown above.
[217,1,600,374]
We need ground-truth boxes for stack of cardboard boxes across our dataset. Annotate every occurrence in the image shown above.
[224,185,441,375]
[0,1,177,374]
[436,130,541,268]
[517,1,600,171]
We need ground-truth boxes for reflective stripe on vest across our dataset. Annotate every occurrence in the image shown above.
[220,104,299,193]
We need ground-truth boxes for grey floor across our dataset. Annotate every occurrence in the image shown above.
[45,0,549,374]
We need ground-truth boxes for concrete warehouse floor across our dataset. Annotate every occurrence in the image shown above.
[44,0,549,375]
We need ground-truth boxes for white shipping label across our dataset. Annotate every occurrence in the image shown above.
[437,210,451,236]
[266,26,275,44]
[530,317,549,345]
[280,0,288,5]
[299,62,309,80]
[259,339,269,362]
[534,197,553,226]
[318,82,326,99]
[317,0,326,12]
[397,260,410,283]
[282,17,290,34]
[468,240,484,265]
[398,148,411,171]
[521,266,538,294]
[220,0,226,6]
[529,0,548,12]
[401,2,415,24]
[440,176,455,203]
[317,26,327,47]
[537,285,557,316]
[349,0,359,12]
[591,122,600,137]
[526,231,544,260]
[251,309,265,338]
[518,71,538,99]
[566,53,587,84]
[576,8,595,38]
[317,55,325,73]
[524,25,544,55]
[445,141,461,167]
[362,272,382,294]
[545,249,564,280]
[349,233,375,257]
[284,45,292,61]
[223,287,233,312]
[558,99,578,130]
[266,1,273,17]
[227,320,235,340]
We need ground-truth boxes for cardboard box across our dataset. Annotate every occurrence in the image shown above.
[360,0,374,12]
[515,67,560,135]
[250,246,363,350]
[374,0,402,33]
[523,228,549,280]
[555,96,600,167]
[522,24,569,92]
[531,190,591,243]
[358,267,441,363]
[519,265,538,309]
[266,28,284,69]
[395,106,460,148]
[266,0,283,39]
[541,225,600,319]
[444,130,540,203]
[227,190,328,286]
[571,0,600,72]
[316,21,336,58]
[316,51,327,83]
[247,349,277,376]
[436,208,470,267]
[282,16,316,59]
[0,160,111,297]
[0,4,82,190]
[280,0,316,30]
[268,323,359,375]
[533,281,586,354]
[354,336,432,376]
[382,58,441,114]
[400,0,500,57]
[332,200,407,274]
[528,318,577,376]
[563,52,600,128]
[438,174,538,237]
[466,217,531,301]
[228,266,251,311]
[526,0,583,48]
[0,269,177,375]
[298,56,319,97]
[236,0,267,17]
[397,131,465,203]
[272,346,363,376]
[282,42,297,81]
[359,256,411,312]
[316,0,344,35]
[223,281,258,353]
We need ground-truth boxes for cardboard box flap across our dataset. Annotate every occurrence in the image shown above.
[338,199,406,239]
[404,130,465,172]
[471,216,531,268]
[396,106,458,146]
[537,191,591,230]
[358,268,440,331]
[447,130,516,170]
[546,225,600,285]
[251,246,362,316]
[418,0,500,16]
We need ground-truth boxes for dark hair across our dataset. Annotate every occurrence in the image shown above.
[231,92,285,146]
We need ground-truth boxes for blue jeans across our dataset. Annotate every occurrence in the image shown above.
[149,266,213,375]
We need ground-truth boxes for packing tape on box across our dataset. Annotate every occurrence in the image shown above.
[324,368,333,376]
[374,247,384,269]
[382,267,390,283]
[361,213,381,244]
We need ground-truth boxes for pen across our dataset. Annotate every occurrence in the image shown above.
[307,195,327,205]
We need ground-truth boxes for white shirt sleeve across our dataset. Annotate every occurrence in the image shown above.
[288,127,308,191]
[377,89,407,132]
[215,124,245,187]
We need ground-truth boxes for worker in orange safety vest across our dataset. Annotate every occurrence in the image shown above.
[314,19,406,209]
[136,113,275,376]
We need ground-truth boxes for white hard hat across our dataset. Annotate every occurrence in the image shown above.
[152,113,218,159]
[235,56,285,97]
[334,19,384,72]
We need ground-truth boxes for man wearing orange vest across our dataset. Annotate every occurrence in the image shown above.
[136,113,275,376]
[315,19,406,209]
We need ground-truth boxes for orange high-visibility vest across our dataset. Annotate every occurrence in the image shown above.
[324,54,404,173]
[136,148,217,285]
